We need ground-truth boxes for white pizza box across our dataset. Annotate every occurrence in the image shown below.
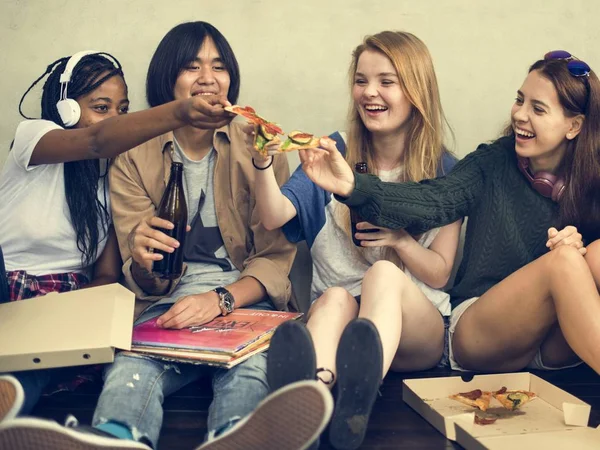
[0,283,135,372]
[403,372,600,449]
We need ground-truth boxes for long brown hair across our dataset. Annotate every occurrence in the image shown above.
[506,57,600,241]
[337,31,452,263]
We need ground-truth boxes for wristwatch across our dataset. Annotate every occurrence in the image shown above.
[214,287,235,316]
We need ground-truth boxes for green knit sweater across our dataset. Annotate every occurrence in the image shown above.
[340,136,560,307]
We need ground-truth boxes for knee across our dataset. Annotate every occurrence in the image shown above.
[585,239,600,281]
[310,287,356,314]
[547,245,587,277]
[363,260,406,288]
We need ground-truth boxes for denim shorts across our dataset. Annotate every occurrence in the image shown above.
[437,315,451,368]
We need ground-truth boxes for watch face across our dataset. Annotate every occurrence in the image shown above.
[223,294,234,312]
[215,287,235,313]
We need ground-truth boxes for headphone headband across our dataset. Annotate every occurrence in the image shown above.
[59,50,103,84]
[56,50,119,127]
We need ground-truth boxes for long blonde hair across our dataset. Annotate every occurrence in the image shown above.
[338,31,452,264]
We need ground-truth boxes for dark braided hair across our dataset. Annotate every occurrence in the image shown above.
[18,53,125,267]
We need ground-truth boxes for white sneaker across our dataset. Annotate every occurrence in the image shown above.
[197,380,333,450]
[0,417,152,450]
[0,375,23,423]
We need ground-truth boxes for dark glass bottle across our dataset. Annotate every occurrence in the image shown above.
[152,162,188,279]
[350,162,376,246]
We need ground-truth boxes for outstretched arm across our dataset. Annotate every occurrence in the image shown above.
[30,95,232,165]
[301,140,496,233]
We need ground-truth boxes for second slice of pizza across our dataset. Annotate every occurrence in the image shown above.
[492,387,536,410]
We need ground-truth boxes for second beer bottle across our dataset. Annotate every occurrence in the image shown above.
[152,161,188,279]
[350,162,376,246]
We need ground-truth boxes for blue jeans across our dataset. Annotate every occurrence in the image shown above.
[4,367,83,416]
[8,369,53,415]
[92,351,268,448]
[92,301,273,448]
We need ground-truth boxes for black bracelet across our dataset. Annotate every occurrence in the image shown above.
[252,156,273,170]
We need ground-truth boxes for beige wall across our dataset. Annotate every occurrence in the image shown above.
[1,0,599,168]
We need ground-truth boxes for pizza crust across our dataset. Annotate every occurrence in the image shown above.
[449,390,492,411]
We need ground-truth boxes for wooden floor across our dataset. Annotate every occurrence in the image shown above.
[33,364,600,449]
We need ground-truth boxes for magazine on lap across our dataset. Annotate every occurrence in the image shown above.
[131,309,302,365]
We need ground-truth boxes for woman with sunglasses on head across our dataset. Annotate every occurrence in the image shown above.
[247,31,461,449]
[298,50,600,376]
[0,51,230,422]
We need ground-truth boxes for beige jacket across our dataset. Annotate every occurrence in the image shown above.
[109,122,296,318]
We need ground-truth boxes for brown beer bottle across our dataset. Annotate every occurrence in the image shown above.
[152,162,188,279]
[350,162,376,246]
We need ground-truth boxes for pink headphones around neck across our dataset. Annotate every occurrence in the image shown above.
[517,156,566,202]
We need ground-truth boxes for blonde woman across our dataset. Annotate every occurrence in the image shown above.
[245,31,461,449]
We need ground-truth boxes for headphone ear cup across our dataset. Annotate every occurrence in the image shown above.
[531,172,558,199]
[56,99,81,127]
[552,178,566,202]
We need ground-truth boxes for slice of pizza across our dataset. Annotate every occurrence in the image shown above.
[253,124,282,156]
[449,389,492,411]
[492,386,536,410]
[279,130,322,152]
[225,105,284,156]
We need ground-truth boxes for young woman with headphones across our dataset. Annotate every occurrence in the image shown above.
[295,50,600,376]
[0,50,232,419]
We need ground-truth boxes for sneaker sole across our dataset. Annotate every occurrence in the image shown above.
[329,319,383,450]
[199,381,332,450]
[0,418,150,450]
[267,321,316,392]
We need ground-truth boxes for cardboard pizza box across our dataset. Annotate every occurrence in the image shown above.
[0,283,135,372]
[403,372,600,449]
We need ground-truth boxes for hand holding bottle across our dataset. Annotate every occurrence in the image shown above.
[127,216,190,272]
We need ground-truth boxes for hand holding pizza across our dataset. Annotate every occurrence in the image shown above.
[547,226,586,255]
[299,137,355,197]
[241,122,279,166]
[176,95,233,130]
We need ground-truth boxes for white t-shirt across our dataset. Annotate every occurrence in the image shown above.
[281,132,452,316]
[0,119,111,276]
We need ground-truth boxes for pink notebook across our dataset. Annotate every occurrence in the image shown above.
[132,309,302,355]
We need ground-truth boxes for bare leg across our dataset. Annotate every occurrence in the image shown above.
[585,239,600,289]
[306,287,359,383]
[358,261,445,374]
[453,246,600,373]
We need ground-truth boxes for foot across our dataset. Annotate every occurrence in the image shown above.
[0,375,24,423]
[0,417,151,450]
[267,320,316,392]
[197,380,333,450]
[329,318,383,450]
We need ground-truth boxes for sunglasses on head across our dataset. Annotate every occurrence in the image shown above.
[544,50,591,77]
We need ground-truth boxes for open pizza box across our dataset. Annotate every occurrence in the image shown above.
[0,283,135,372]
[403,372,600,449]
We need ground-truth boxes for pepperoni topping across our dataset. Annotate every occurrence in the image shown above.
[459,389,482,400]
[495,387,507,395]
[290,132,313,139]
[230,106,282,135]
[474,415,498,425]
[262,122,283,135]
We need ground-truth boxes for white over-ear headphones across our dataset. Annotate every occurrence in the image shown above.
[56,50,102,127]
